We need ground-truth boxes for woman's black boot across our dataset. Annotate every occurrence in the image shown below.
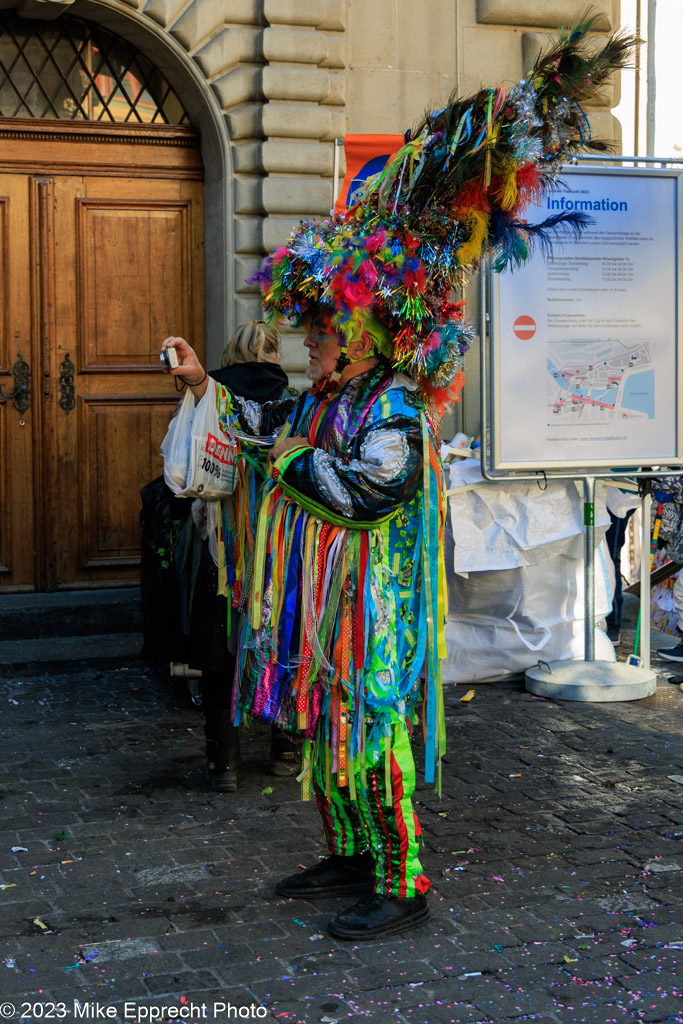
[204,709,241,792]
[200,670,241,792]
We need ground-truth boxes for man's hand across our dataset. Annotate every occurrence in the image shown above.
[161,336,208,397]
[268,437,308,465]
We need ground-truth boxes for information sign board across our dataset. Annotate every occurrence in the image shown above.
[491,166,683,470]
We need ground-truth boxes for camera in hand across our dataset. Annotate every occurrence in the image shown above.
[160,347,179,370]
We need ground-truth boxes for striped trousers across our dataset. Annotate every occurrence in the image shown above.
[312,722,430,898]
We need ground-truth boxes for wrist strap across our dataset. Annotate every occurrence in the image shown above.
[179,372,207,387]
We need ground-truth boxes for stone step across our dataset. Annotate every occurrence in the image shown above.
[0,632,144,676]
[0,588,142,640]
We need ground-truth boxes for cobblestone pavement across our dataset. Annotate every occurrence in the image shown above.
[0,654,682,1024]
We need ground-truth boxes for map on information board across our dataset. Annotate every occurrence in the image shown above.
[492,166,682,470]
[548,340,654,424]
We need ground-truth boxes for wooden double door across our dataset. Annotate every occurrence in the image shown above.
[0,120,204,591]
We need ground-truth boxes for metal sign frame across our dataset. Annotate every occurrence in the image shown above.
[488,163,683,473]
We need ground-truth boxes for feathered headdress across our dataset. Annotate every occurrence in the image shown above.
[251,16,636,413]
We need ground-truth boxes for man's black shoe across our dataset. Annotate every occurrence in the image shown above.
[328,892,430,940]
[268,730,301,776]
[657,641,683,663]
[276,852,374,899]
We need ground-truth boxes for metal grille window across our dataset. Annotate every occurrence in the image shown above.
[0,12,189,123]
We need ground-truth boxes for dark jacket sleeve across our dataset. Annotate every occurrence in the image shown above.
[217,383,298,442]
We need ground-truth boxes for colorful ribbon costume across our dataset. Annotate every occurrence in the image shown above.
[217,366,445,895]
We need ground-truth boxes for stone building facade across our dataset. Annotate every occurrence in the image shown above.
[0,0,624,591]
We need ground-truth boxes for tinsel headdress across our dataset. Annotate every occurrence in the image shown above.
[251,17,636,413]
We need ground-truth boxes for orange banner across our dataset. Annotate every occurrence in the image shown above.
[334,133,405,214]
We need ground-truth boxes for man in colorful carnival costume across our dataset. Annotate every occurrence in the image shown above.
[164,310,447,939]
[162,19,635,939]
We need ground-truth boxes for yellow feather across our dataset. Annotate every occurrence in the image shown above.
[497,167,518,211]
[457,210,489,266]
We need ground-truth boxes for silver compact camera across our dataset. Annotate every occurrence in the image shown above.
[160,347,179,370]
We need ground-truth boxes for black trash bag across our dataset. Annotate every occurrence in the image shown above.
[173,513,233,676]
[139,475,191,663]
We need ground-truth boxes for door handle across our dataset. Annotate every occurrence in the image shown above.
[58,353,75,413]
[0,354,31,414]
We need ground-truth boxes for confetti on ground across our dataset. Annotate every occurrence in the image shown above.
[261,786,274,796]
[2,633,681,1014]
[0,883,16,891]
[460,689,476,702]
[11,846,27,852]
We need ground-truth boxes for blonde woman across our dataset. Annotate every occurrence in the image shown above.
[220,319,281,369]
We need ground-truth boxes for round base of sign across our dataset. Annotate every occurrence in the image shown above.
[525,660,657,702]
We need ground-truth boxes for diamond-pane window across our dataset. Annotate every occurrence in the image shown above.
[0,12,190,124]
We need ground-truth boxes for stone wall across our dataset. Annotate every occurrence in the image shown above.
[127,0,623,386]
[132,0,347,373]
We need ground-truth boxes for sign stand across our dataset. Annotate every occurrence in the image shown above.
[524,478,656,701]
[479,155,683,702]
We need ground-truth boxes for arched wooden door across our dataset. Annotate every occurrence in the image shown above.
[0,126,204,593]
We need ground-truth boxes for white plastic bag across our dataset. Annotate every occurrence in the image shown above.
[161,388,194,495]
[161,377,238,499]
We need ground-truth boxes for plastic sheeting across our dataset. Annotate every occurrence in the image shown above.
[443,459,616,683]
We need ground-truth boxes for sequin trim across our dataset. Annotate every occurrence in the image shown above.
[311,449,355,517]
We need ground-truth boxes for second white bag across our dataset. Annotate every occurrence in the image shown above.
[181,377,238,499]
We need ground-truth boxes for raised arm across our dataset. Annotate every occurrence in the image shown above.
[161,336,297,439]
[219,387,297,443]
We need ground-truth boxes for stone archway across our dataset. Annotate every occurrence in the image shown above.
[4,0,235,364]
